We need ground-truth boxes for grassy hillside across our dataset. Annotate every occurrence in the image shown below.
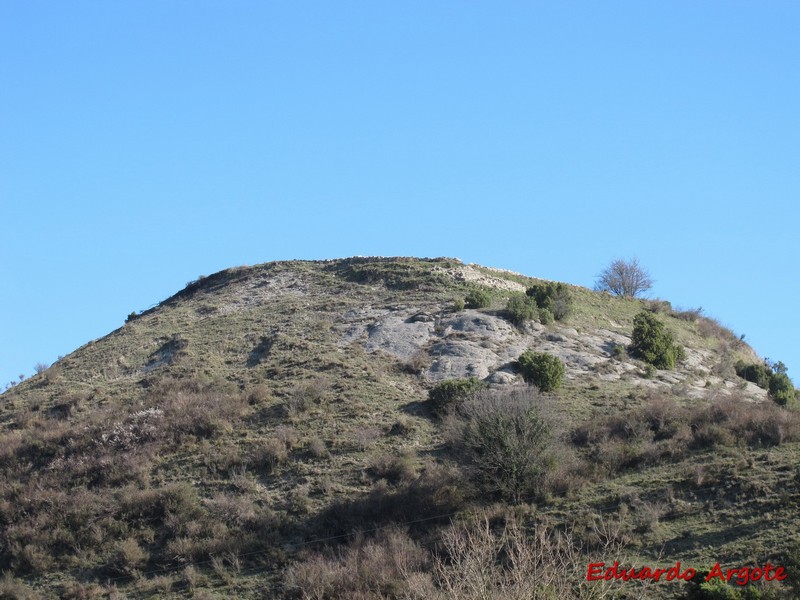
[1,257,797,599]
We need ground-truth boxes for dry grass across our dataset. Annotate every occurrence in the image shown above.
[283,528,429,599]
[572,393,800,476]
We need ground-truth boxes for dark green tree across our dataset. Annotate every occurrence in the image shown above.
[769,372,796,408]
[518,351,564,392]
[505,294,538,326]
[630,311,685,369]
[526,282,574,320]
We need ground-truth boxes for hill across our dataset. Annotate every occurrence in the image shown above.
[1,256,798,599]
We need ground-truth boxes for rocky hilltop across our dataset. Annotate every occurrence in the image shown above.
[30,257,764,401]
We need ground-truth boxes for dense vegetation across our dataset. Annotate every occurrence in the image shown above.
[517,350,565,392]
[505,281,574,326]
[526,281,574,321]
[736,360,798,408]
[630,311,686,369]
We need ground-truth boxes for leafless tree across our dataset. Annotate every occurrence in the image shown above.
[403,509,648,600]
[596,258,653,298]
[34,362,50,375]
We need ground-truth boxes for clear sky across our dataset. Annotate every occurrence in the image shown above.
[1,2,798,388]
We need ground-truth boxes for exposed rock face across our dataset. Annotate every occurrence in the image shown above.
[334,299,767,401]
[51,257,768,405]
[364,312,436,359]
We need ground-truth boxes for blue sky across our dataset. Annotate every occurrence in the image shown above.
[1,2,798,387]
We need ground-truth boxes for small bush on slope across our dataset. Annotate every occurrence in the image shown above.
[518,351,564,392]
[464,288,491,309]
[736,360,798,408]
[427,377,486,416]
[505,294,538,326]
[630,311,685,369]
[452,390,552,503]
[526,281,574,320]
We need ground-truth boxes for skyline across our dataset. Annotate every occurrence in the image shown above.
[2,2,798,387]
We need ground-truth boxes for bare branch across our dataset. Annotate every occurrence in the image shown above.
[595,258,653,298]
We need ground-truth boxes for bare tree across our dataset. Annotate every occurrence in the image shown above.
[34,362,50,375]
[407,509,647,600]
[596,258,653,298]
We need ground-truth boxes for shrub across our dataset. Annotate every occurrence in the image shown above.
[526,282,574,320]
[610,343,627,359]
[672,307,703,322]
[691,423,734,449]
[160,390,246,441]
[538,307,554,325]
[367,452,417,485]
[572,395,800,477]
[769,373,796,408]
[736,360,798,407]
[452,298,465,312]
[427,377,486,416]
[424,509,632,600]
[644,299,672,314]
[246,384,273,406]
[283,528,429,599]
[505,294,538,326]
[464,289,491,309]
[696,316,741,346]
[518,351,564,392]
[403,350,430,376]
[735,361,773,389]
[110,537,149,575]
[459,391,551,502]
[307,436,329,459]
[629,311,685,369]
[250,438,289,474]
[33,362,49,375]
[0,572,35,599]
[354,426,382,450]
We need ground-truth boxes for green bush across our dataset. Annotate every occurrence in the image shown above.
[453,298,465,312]
[735,360,797,407]
[735,361,773,389]
[428,377,486,416]
[464,289,491,309]
[769,372,796,408]
[629,311,685,370]
[687,577,742,599]
[526,282,573,320]
[682,570,780,599]
[518,351,564,392]
[505,294,538,326]
[538,307,554,325]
